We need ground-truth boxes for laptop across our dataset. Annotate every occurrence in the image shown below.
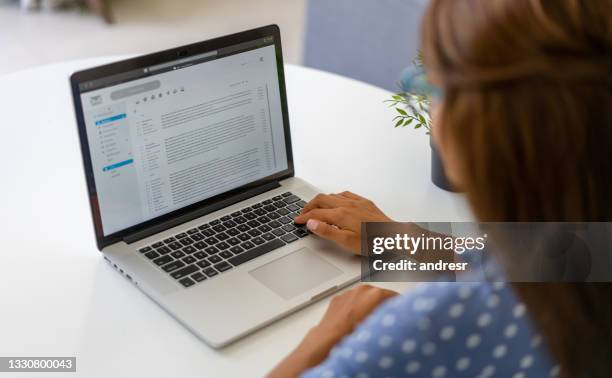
[70,25,360,348]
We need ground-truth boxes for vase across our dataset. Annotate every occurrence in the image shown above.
[430,138,458,192]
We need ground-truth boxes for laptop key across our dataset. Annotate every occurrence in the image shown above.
[247,220,260,228]
[210,219,220,226]
[187,228,199,235]
[176,233,188,239]
[272,195,282,201]
[237,224,250,232]
[168,242,182,251]
[227,237,240,246]
[240,207,252,213]
[229,239,285,267]
[203,267,218,277]
[258,224,272,232]
[272,228,285,237]
[204,237,219,245]
[152,242,164,248]
[201,229,215,237]
[163,237,176,243]
[262,205,275,213]
[262,199,273,205]
[172,264,198,279]
[215,261,232,272]
[191,233,204,241]
[268,211,280,219]
[198,224,210,230]
[208,255,222,264]
[248,229,262,237]
[258,215,271,224]
[273,201,286,208]
[241,241,255,250]
[222,220,237,228]
[182,246,196,254]
[252,203,263,209]
[227,228,240,236]
[283,195,301,204]
[179,277,195,287]
[145,251,160,259]
[221,215,232,221]
[278,217,292,225]
[231,211,242,217]
[192,272,207,282]
[220,251,233,259]
[153,255,173,266]
[252,237,265,245]
[268,220,282,229]
[282,224,296,232]
[262,232,276,241]
[295,228,309,238]
[162,260,185,272]
[156,246,171,255]
[197,259,211,268]
[237,233,251,241]
[171,251,185,259]
[213,225,226,232]
[180,237,194,246]
[204,246,219,255]
[281,233,299,243]
[234,215,247,224]
[194,251,207,260]
[139,246,152,253]
[244,212,257,220]
[216,232,229,241]
[183,256,196,264]
[296,200,307,208]
[216,241,230,250]
[194,241,207,250]
[281,192,292,197]
[230,246,244,255]
[277,208,290,216]
[286,204,300,212]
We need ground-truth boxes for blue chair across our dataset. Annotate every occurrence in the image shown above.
[303,0,428,91]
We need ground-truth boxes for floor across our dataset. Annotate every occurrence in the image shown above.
[0,0,307,75]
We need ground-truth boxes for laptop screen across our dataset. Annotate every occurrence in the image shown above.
[78,37,288,236]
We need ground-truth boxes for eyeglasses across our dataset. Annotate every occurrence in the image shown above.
[400,65,443,100]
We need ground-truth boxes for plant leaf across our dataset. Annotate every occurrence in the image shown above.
[396,108,408,116]
[395,119,403,128]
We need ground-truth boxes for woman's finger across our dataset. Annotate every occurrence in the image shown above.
[305,219,358,252]
[295,208,359,231]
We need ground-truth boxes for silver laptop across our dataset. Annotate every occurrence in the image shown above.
[70,25,360,348]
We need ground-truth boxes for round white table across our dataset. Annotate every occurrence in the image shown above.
[0,57,472,378]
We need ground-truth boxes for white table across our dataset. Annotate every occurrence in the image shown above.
[0,58,472,378]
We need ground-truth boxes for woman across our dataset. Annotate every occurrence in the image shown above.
[269,0,612,377]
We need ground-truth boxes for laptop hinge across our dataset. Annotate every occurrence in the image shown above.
[123,180,281,244]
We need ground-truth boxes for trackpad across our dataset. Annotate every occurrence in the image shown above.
[250,248,343,300]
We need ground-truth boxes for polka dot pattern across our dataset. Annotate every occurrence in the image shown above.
[302,279,556,378]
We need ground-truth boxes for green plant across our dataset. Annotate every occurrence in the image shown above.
[386,53,433,134]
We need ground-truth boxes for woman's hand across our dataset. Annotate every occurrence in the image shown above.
[267,285,398,378]
[294,191,393,254]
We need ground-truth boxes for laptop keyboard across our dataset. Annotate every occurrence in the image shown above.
[137,192,309,288]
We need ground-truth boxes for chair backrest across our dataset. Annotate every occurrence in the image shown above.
[303,0,428,91]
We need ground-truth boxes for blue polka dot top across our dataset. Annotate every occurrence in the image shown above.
[302,280,560,378]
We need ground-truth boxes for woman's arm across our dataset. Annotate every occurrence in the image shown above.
[268,285,398,378]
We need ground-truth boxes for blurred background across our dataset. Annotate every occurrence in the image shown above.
[0,0,428,90]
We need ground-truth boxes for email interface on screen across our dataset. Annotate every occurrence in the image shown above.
[79,38,288,236]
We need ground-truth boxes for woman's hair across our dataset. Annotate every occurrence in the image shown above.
[421,0,612,377]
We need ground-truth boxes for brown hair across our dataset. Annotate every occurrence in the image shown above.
[421,0,612,377]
